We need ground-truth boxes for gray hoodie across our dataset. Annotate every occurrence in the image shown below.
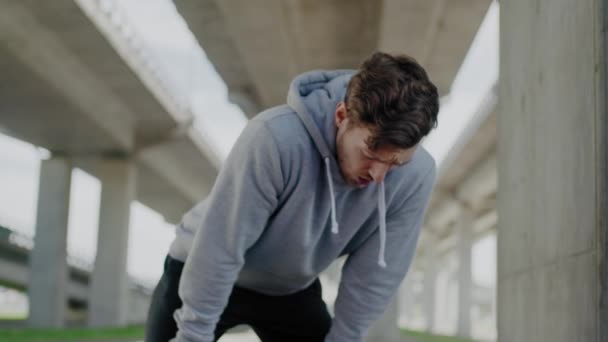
[169,70,437,342]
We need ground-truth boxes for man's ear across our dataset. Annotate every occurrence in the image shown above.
[335,102,348,127]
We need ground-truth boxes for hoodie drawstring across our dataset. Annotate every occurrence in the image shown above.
[324,157,388,269]
[324,157,339,234]
[377,182,387,268]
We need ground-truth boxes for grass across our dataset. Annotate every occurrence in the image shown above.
[0,279,25,292]
[0,325,477,342]
[0,314,27,320]
[401,328,478,342]
[0,325,144,342]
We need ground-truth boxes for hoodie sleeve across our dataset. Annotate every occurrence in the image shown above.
[325,165,436,342]
[171,120,283,342]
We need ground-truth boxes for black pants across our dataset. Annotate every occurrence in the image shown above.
[145,255,332,342]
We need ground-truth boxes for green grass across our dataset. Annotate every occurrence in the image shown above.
[0,325,475,342]
[0,278,25,292]
[0,325,144,342]
[0,313,27,320]
[401,328,477,342]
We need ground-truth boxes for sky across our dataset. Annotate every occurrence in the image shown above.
[0,0,497,288]
[422,1,499,173]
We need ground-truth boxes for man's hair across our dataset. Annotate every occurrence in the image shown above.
[345,51,439,150]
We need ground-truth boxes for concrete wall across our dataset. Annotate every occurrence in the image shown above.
[498,0,607,341]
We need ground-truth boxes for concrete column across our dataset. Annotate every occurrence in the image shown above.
[365,299,401,342]
[423,259,438,333]
[498,0,607,341]
[456,210,473,338]
[228,89,261,118]
[399,275,416,324]
[89,158,135,327]
[28,157,72,327]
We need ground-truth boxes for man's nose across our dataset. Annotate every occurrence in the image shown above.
[368,162,390,183]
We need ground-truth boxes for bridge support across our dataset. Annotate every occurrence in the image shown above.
[28,157,72,327]
[89,158,135,327]
[365,299,402,342]
[456,210,473,338]
[498,0,608,340]
[423,257,438,333]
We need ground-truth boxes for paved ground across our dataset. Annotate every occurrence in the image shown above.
[218,330,260,342]
[128,330,260,342]
[133,330,419,342]
[216,330,421,342]
[127,330,260,342]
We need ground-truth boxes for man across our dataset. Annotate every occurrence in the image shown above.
[146,51,439,342]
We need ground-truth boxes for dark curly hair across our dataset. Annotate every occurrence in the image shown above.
[345,52,439,150]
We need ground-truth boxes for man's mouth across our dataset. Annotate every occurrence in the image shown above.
[356,177,372,187]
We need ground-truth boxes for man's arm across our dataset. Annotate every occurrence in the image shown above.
[325,165,436,342]
[171,120,284,342]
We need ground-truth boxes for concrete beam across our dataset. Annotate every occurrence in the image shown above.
[423,148,497,247]
[419,208,496,260]
[427,196,463,233]
[455,153,497,212]
[0,1,134,151]
[378,0,491,94]
[0,0,216,223]
[173,0,262,118]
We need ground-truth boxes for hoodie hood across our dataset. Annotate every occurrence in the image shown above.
[287,69,353,183]
[286,70,388,268]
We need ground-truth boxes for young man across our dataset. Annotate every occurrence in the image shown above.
[146,52,439,342]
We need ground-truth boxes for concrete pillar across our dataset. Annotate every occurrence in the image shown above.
[89,158,135,327]
[423,259,438,333]
[456,211,473,338]
[28,157,72,327]
[399,275,416,324]
[498,0,607,341]
[436,263,457,334]
[228,89,261,118]
[365,299,401,342]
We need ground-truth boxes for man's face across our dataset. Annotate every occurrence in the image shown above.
[334,102,417,188]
